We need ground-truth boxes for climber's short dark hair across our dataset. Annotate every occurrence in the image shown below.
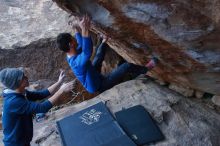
[56,33,72,52]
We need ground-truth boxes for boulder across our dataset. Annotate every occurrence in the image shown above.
[0,0,69,49]
[212,95,220,106]
[169,83,194,97]
[0,38,70,81]
[195,90,205,98]
[53,0,220,96]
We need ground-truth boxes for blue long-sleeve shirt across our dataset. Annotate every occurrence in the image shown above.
[67,33,102,93]
[2,89,52,146]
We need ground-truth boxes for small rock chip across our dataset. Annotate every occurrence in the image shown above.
[211,95,220,106]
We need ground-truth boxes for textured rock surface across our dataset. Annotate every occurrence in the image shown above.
[212,95,220,106]
[195,90,205,98]
[0,38,69,81]
[169,83,194,97]
[8,78,218,146]
[0,0,69,49]
[53,0,220,95]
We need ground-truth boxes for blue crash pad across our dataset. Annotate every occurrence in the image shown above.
[115,105,165,145]
[57,102,136,146]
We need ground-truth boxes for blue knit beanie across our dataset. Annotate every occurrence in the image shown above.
[0,68,24,90]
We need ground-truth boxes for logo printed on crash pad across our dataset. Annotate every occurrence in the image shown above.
[80,109,102,125]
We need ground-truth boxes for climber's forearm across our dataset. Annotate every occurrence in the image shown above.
[48,89,63,106]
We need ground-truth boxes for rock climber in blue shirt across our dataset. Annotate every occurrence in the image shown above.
[56,15,158,94]
[0,68,74,146]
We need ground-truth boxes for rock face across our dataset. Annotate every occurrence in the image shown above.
[0,0,69,49]
[212,95,220,106]
[53,0,220,95]
[22,78,220,146]
[0,38,69,81]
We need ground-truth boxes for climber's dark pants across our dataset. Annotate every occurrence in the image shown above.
[92,42,107,73]
[92,42,148,93]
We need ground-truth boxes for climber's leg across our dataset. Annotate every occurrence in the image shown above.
[98,63,146,92]
[98,57,158,92]
[92,36,109,73]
